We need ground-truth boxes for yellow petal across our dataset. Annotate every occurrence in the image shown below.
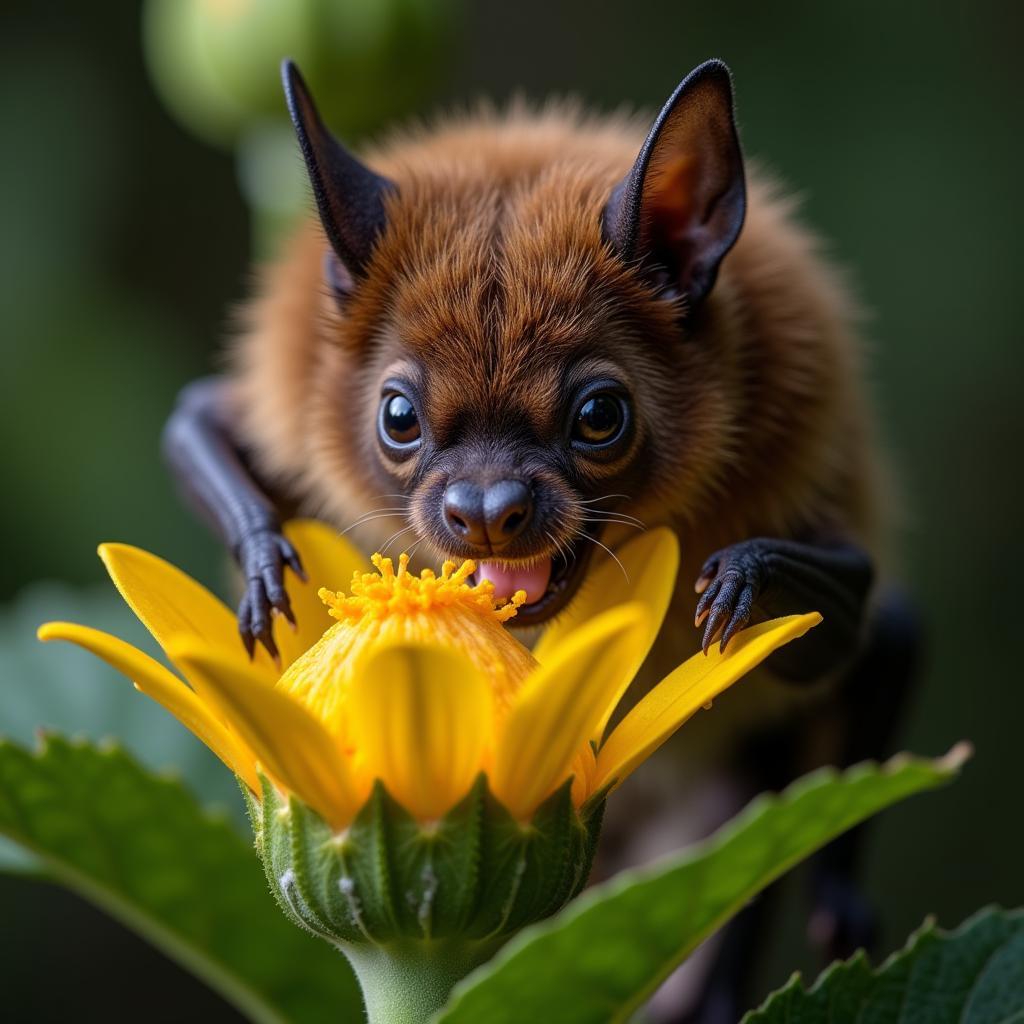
[37,622,259,791]
[98,543,276,681]
[170,641,364,829]
[534,528,679,661]
[534,528,679,743]
[492,602,648,820]
[570,743,597,808]
[595,613,822,792]
[278,519,368,667]
[349,642,490,820]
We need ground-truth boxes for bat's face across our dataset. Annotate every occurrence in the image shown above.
[371,355,642,623]
[320,188,729,625]
[282,60,746,621]
[356,264,667,624]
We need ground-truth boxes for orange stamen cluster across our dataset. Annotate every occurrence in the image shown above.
[318,552,527,625]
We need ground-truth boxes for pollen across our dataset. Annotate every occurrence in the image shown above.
[275,553,538,740]
[317,552,527,625]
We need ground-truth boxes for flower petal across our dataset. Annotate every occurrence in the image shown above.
[349,642,490,820]
[169,641,363,828]
[570,743,597,808]
[98,543,276,681]
[595,612,823,792]
[37,622,259,791]
[534,528,679,743]
[492,602,648,820]
[279,519,368,667]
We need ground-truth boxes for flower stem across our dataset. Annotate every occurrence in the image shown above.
[343,939,500,1024]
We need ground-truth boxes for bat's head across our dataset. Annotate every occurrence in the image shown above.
[282,60,746,623]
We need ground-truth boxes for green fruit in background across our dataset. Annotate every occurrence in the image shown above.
[308,0,458,137]
[143,0,314,147]
[143,0,457,148]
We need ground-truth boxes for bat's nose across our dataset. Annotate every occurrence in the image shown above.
[443,479,533,550]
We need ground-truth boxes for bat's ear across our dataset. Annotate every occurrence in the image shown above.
[282,59,397,284]
[603,60,746,309]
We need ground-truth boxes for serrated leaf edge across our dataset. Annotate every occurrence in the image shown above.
[741,905,1024,1022]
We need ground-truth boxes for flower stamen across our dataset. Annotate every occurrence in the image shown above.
[318,552,527,625]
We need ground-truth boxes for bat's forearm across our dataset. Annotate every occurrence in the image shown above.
[163,377,306,659]
[162,376,279,554]
[753,539,873,680]
[751,538,871,634]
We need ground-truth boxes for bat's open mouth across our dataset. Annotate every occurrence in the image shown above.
[472,527,601,627]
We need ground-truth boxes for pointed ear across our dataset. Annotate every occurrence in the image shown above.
[281,59,397,281]
[603,60,746,308]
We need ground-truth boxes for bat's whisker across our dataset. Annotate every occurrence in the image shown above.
[577,493,632,506]
[379,523,417,555]
[338,508,409,537]
[574,530,630,583]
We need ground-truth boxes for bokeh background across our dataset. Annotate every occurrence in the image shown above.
[2,1,1021,1019]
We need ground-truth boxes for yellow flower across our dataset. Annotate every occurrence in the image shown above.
[38,521,819,830]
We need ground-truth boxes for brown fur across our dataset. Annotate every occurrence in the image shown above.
[229,101,883,749]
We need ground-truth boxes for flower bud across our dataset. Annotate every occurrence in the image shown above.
[251,773,604,948]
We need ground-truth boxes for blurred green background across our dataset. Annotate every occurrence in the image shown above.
[1,0,1021,1019]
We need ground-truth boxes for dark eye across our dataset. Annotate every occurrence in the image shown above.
[380,392,421,447]
[573,393,626,446]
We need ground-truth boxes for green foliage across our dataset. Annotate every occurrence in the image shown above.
[0,583,242,819]
[435,749,969,1024]
[0,735,362,1024]
[744,906,1024,1023]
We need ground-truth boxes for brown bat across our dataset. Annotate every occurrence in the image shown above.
[164,59,916,1020]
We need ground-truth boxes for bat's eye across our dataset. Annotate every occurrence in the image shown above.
[379,392,421,449]
[572,392,627,447]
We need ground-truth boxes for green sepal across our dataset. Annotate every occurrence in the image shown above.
[255,773,605,947]
[338,781,402,940]
[387,774,487,939]
[255,776,317,937]
[470,779,580,936]
[571,797,607,901]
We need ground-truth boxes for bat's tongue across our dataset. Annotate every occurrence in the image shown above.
[476,558,552,605]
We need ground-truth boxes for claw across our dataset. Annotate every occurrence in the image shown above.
[248,608,270,649]
[235,528,302,662]
[239,578,277,664]
[719,583,755,652]
[701,605,729,655]
[259,628,281,668]
[239,623,256,661]
[262,568,295,625]
[282,541,307,582]
[694,542,769,656]
[237,592,257,659]
[695,556,719,595]
[695,576,723,624]
[700,571,744,654]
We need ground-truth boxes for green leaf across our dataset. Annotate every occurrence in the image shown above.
[742,906,1024,1023]
[0,583,242,814]
[0,735,363,1024]
[435,747,971,1024]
